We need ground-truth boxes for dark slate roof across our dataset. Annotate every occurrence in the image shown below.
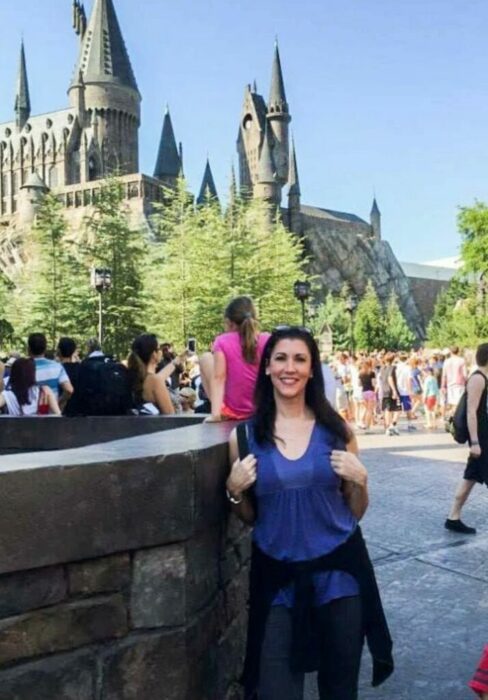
[197,159,219,205]
[21,171,48,190]
[300,204,368,225]
[268,43,288,111]
[15,41,31,117]
[154,108,181,179]
[258,125,276,184]
[371,197,381,216]
[288,138,300,197]
[251,91,268,132]
[71,0,139,93]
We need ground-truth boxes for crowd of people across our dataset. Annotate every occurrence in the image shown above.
[1,296,487,699]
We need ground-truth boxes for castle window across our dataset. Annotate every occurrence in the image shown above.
[243,114,253,130]
[49,166,58,188]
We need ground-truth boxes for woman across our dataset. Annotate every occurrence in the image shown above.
[226,326,393,700]
[127,334,180,415]
[200,296,270,421]
[0,358,60,416]
[358,358,376,430]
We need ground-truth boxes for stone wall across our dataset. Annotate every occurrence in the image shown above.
[0,423,249,699]
[407,277,449,329]
[300,211,426,338]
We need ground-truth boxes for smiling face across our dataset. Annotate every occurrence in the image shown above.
[266,338,313,400]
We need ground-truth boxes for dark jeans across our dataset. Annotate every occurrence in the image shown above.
[259,596,363,700]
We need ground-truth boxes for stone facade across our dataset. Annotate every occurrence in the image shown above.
[0,0,440,335]
[0,422,249,699]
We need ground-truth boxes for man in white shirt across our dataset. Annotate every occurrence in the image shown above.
[441,346,467,413]
[395,354,415,432]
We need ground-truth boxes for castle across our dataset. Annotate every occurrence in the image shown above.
[0,0,438,336]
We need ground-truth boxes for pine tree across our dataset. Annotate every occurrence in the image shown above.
[82,178,147,357]
[384,291,415,350]
[354,280,385,351]
[310,289,352,351]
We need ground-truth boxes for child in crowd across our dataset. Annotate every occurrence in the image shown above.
[423,366,440,430]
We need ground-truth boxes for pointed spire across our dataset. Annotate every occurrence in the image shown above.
[15,40,31,130]
[71,0,138,93]
[288,137,300,197]
[371,197,381,217]
[154,107,181,180]
[258,125,276,184]
[197,159,219,205]
[268,41,288,112]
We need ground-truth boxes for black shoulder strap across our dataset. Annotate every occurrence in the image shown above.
[236,421,250,460]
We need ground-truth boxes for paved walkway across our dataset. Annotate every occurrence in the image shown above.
[305,424,488,700]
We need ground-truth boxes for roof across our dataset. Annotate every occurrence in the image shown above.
[71,0,139,94]
[400,261,457,282]
[421,256,462,269]
[300,204,368,225]
[197,160,219,204]
[257,125,276,184]
[154,109,181,179]
[371,197,380,216]
[21,171,47,190]
[288,138,300,196]
[268,43,287,111]
[15,42,31,118]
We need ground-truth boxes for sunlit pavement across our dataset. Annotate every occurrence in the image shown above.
[305,423,488,700]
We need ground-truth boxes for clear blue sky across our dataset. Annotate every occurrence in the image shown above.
[1,0,487,263]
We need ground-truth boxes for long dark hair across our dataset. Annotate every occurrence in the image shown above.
[127,333,159,403]
[9,358,36,407]
[253,327,352,446]
[225,296,260,364]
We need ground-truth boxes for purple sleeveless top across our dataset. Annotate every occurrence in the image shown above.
[249,422,359,607]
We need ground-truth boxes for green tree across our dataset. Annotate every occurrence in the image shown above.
[354,280,385,351]
[82,178,147,357]
[384,291,416,350]
[427,277,485,348]
[310,287,352,351]
[458,202,488,277]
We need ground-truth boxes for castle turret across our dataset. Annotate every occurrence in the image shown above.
[370,197,381,240]
[154,107,181,188]
[18,172,48,227]
[287,138,302,233]
[254,124,280,220]
[197,159,219,206]
[267,42,291,185]
[15,41,31,131]
[68,0,141,178]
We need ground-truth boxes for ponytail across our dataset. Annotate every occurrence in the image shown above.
[127,351,148,404]
[224,296,260,365]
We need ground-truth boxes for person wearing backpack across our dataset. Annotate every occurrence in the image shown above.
[445,343,488,535]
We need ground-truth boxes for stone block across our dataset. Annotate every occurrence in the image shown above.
[0,649,95,700]
[0,566,66,619]
[131,545,186,628]
[69,554,131,596]
[100,630,188,700]
[185,529,220,616]
[0,595,127,666]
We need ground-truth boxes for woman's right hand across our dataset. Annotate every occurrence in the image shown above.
[226,454,257,499]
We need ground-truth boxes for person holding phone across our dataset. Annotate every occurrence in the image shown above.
[226,326,393,699]
[199,296,270,422]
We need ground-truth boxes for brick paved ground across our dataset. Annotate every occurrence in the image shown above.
[304,423,488,700]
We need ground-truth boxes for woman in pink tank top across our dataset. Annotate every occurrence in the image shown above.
[199,296,270,422]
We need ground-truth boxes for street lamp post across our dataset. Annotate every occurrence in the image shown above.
[293,280,311,327]
[344,294,357,355]
[91,268,112,346]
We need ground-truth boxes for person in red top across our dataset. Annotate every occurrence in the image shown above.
[199,296,270,422]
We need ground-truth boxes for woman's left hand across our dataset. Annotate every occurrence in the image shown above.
[331,450,367,488]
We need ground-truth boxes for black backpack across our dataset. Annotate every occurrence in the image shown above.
[448,371,488,444]
[74,356,133,416]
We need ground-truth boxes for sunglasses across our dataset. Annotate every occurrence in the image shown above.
[272,325,313,335]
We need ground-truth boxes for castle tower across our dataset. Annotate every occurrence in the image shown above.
[18,172,48,227]
[15,41,31,132]
[370,197,381,240]
[68,0,141,181]
[236,84,268,196]
[153,107,181,188]
[267,42,291,185]
[287,138,302,234]
[254,124,280,220]
[197,159,219,205]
